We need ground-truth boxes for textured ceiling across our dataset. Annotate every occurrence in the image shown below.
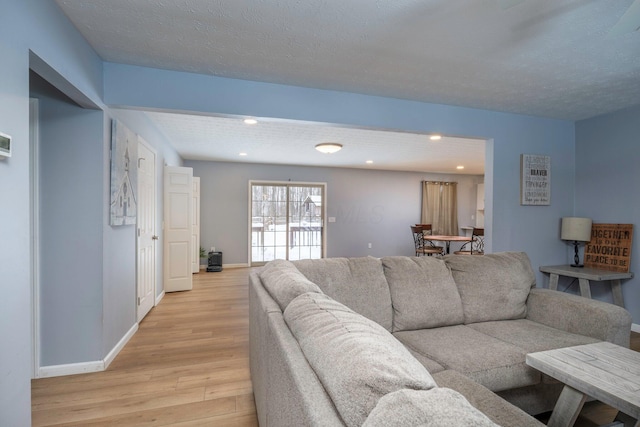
[144,112,486,174]
[55,0,640,172]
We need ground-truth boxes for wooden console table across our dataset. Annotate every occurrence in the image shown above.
[527,342,640,427]
[539,265,633,308]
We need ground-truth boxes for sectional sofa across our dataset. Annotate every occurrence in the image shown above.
[249,252,632,426]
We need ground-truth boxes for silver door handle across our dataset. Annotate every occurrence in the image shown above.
[152,235,159,240]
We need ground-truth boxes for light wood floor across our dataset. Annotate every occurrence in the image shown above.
[31,267,258,426]
[32,267,640,426]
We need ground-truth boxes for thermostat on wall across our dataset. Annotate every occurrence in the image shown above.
[0,132,11,158]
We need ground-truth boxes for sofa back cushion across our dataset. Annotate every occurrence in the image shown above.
[259,259,323,311]
[284,292,436,427]
[293,257,393,331]
[444,252,536,324]
[382,256,464,332]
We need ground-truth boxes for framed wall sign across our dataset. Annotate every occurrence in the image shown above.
[520,154,550,206]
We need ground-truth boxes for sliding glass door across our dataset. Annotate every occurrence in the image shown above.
[250,182,325,265]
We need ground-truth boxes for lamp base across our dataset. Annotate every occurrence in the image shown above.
[571,241,584,268]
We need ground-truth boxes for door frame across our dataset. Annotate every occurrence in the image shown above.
[191,177,201,273]
[30,98,41,378]
[248,180,327,266]
[136,137,158,322]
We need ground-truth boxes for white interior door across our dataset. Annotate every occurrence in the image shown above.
[191,177,201,273]
[137,138,157,322]
[164,166,193,292]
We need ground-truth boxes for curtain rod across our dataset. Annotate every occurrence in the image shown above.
[422,181,457,185]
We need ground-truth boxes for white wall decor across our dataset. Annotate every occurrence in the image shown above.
[520,154,551,206]
[110,120,138,225]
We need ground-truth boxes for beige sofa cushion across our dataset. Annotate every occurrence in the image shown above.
[467,319,600,354]
[382,256,464,332]
[445,252,535,323]
[284,292,436,427]
[259,259,323,311]
[432,370,545,427]
[293,256,393,331]
[394,325,540,392]
[363,388,499,427]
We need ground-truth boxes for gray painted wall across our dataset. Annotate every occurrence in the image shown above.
[575,105,640,324]
[188,160,483,263]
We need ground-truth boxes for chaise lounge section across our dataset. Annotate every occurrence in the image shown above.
[249,252,631,426]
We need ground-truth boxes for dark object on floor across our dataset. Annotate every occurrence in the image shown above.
[207,251,223,272]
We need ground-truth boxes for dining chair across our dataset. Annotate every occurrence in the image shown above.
[411,225,443,256]
[454,227,484,255]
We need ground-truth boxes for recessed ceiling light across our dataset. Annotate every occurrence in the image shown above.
[456,165,464,170]
[430,135,442,141]
[239,152,248,156]
[243,118,258,125]
[366,160,373,164]
[315,143,343,154]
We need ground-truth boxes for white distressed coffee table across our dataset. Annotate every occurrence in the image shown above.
[526,342,640,427]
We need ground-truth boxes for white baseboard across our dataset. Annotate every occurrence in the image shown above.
[104,323,138,369]
[223,263,250,269]
[39,323,139,378]
[38,360,104,378]
[632,323,640,333]
[199,263,249,271]
[155,290,165,306]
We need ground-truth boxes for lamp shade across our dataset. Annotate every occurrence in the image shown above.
[561,217,592,242]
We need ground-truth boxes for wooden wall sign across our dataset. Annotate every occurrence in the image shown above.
[584,223,633,272]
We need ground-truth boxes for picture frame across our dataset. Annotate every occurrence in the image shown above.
[520,154,550,206]
[109,119,138,226]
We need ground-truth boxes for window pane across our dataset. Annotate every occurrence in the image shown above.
[251,183,324,265]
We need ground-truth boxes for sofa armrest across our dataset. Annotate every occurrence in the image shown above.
[526,288,632,347]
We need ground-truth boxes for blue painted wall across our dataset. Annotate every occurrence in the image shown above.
[104,109,181,355]
[0,0,106,422]
[575,105,640,324]
[31,72,105,365]
[2,0,635,424]
[0,32,33,427]
[0,3,181,424]
[105,63,577,277]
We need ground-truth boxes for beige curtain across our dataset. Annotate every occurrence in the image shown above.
[421,181,458,235]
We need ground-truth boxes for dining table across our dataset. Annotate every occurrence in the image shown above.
[424,235,473,254]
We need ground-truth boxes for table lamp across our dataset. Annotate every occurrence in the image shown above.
[561,217,592,268]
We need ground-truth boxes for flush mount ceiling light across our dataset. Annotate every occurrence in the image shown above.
[429,134,442,141]
[243,118,258,125]
[315,142,343,154]
[456,165,465,170]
